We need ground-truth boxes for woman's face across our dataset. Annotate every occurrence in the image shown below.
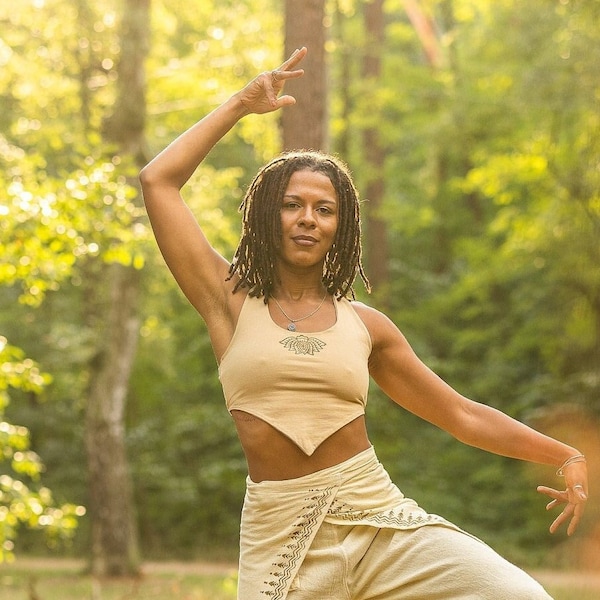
[277,169,339,270]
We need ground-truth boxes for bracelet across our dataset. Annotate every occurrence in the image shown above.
[556,454,586,477]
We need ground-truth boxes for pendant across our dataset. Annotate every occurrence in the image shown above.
[287,323,297,332]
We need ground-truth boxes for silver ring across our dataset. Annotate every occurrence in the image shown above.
[573,484,584,490]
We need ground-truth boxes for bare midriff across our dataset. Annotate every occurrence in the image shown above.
[231,411,371,483]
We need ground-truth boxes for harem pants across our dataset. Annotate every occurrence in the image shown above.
[287,520,551,599]
[238,446,552,599]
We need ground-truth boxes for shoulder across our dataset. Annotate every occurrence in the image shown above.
[348,300,408,350]
[348,301,426,386]
[348,300,382,327]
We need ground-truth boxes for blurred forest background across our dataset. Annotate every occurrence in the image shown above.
[1,0,599,578]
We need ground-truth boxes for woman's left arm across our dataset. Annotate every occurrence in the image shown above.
[354,302,588,535]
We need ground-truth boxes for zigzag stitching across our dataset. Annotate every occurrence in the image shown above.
[260,487,335,599]
[328,500,444,528]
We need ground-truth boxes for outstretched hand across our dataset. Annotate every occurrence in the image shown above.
[537,463,588,536]
[236,47,307,115]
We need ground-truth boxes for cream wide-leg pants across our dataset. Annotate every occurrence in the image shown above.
[238,447,552,600]
[287,520,551,599]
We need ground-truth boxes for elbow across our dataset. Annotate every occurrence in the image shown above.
[138,163,155,189]
[138,163,166,203]
[138,162,183,197]
[138,166,154,207]
[444,397,479,445]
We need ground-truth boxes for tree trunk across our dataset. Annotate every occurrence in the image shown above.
[85,264,141,576]
[362,0,390,297]
[403,0,442,68]
[84,0,149,577]
[283,0,327,151]
[332,3,353,159]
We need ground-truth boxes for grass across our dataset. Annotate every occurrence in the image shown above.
[544,586,599,600]
[0,575,236,600]
[533,570,600,600]
[0,559,598,599]
[0,560,238,600]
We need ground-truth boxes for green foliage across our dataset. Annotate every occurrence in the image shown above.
[0,141,147,306]
[145,0,284,165]
[0,337,85,561]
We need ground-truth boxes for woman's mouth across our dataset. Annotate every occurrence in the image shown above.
[292,235,318,246]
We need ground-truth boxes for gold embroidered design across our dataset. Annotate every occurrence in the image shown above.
[260,486,335,598]
[279,335,326,355]
[328,499,442,527]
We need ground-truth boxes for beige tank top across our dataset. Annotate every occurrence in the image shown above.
[218,294,373,455]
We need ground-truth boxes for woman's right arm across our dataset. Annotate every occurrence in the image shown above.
[139,96,249,319]
[139,48,307,321]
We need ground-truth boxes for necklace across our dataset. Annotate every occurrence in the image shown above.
[272,293,328,331]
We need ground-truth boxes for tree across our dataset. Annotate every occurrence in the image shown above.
[361,0,389,295]
[282,0,328,151]
[83,0,150,576]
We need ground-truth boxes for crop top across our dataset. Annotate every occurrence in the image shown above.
[218,294,373,455]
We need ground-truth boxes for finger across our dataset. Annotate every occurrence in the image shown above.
[571,484,588,501]
[270,69,304,85]
[268,68,304,107]
[549,503,574,534]
[567,494,587,535]
[275,95,297,109]
[279,46,308,71]
[545,499,560,511]
[549,513,563,534]
[567,510,582,536]
[537,486,567,502]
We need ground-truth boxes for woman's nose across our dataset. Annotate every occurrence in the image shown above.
[298,208,316,227]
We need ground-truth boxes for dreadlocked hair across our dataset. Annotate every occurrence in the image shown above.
[227,150,371,301]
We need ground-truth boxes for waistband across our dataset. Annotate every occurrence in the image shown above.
[246,445,378,489]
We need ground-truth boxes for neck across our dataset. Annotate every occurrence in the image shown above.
[273,268,325,302]
[273,282,326,302]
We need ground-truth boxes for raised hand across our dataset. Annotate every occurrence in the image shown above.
[236,47,307,115]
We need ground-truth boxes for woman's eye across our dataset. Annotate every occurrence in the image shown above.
[317,206,334,215]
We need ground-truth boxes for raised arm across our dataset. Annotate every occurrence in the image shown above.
[354,302,589,536]
[139,48,307,326]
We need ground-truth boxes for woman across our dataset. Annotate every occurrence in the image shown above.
[140,47,588,599]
